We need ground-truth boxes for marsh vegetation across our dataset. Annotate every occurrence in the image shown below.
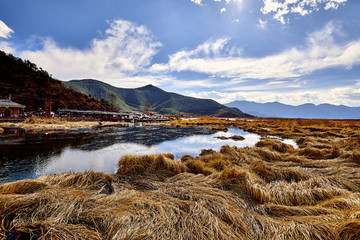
[1,118,360,239]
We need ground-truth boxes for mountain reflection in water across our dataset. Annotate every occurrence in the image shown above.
[0,125,261,184]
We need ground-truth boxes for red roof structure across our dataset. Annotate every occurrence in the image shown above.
[0,99,26,117]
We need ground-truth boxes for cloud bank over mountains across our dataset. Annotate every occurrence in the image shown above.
[0,0,359,106]
[19,20,163,88]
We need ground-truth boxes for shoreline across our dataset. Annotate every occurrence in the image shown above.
[0,116,170,135]
[0,119,133,134]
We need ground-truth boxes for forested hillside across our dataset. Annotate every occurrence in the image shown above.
[0,51,116,112]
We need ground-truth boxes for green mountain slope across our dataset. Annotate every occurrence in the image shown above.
[64,79,252,117]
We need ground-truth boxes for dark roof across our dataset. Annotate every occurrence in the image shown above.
[59,109,121,116]
[0,99,26,108]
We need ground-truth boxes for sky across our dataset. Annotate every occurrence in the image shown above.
[1,0,360,106]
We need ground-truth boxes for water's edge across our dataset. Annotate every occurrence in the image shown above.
[0,125,296,184]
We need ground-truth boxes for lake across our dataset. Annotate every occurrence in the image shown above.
[0,125,295,184]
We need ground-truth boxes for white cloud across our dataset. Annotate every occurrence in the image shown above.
[261,0,348,24]
[0,20,14,39]
[291,5,310,16]
[325,0,347,10]
[0,41,15,54]
[220,8,226,13]
[191,0,203,5]
[226,79,302,91]
[151,22,360,81]
[188,86,360,107]
[167,79,223,89]
[257,19,267,29]
[190,0,244,6]
[19,19,162,87]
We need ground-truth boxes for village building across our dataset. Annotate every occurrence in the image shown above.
[0,99,26,117]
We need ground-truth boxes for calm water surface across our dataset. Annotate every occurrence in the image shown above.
[0,125,295,184]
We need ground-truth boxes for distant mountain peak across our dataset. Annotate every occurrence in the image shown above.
[135,84,166,94]
[137,84,159,89]
[64,79,252,117]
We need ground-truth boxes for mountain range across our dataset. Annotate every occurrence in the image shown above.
[64,79,251,117]
[226,100,360,119]
[0,50,249,117]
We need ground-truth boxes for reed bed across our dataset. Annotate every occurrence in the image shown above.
[1,118,360,239]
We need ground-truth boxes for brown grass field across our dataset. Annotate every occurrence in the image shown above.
[1,118,360,239]
[1,116,83,129]
[0,116,121,133]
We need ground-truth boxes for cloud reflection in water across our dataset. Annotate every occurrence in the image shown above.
[36,128,260,176]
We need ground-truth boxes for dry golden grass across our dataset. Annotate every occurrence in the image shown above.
[0,180,47,195]
[24,116,65,124]
[1,118,360,239]
[0,116,120,132]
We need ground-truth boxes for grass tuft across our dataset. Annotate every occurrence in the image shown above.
[185,160,215,175]
[15,222,102,240]
[298,147,326,159]
[338,220,360,240]
[180,154,195,162]
[256,139,294,153]
[0,180,47,194]
[117,154,187,178]
[218,167,248,181]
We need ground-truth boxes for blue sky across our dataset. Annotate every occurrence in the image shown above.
[1,0,360,106]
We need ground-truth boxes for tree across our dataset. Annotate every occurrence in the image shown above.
[107,92,117,109]
[144,100,151,114]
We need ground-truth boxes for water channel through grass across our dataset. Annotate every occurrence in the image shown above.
[0,124,296,184]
